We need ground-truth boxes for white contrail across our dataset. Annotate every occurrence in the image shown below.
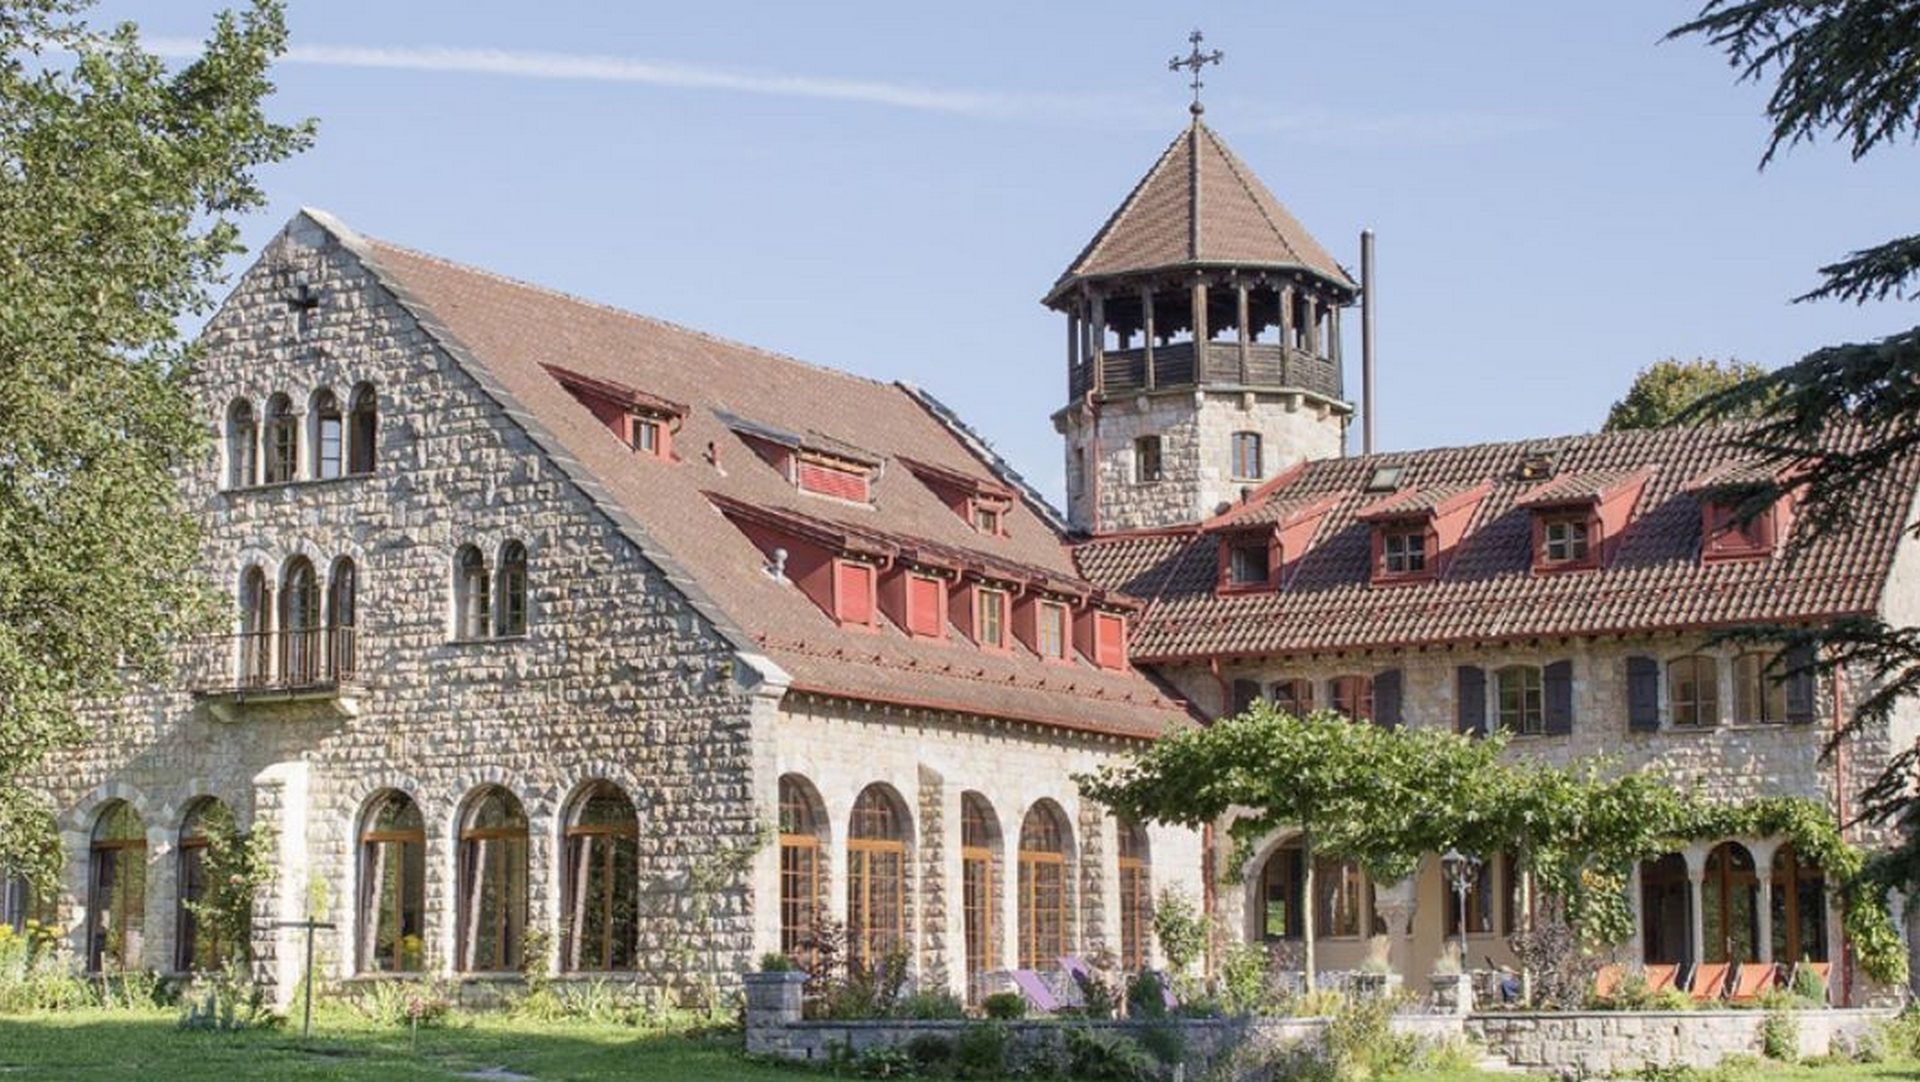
[145,38,1048,117]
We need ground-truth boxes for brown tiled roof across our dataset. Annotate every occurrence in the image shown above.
[308,212,1195,739]
[1051,120,1355,297]
[1073,425,1920,661]
[1515,468,1650,508]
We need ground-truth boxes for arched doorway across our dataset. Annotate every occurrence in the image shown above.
[1640,853,1692,964]
[1704,842,1760,964]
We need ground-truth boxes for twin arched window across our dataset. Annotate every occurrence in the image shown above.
[237,555,355,687]
[223,383,376,489]
[454,542,529,641]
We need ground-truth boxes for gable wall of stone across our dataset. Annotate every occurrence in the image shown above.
[30,218,760,996]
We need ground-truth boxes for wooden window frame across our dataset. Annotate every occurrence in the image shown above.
[455,546,491,642]
[975,587,1009,650]
[1017,806,1070,970]
[456,789,530,973]
[1331,674,1374,722]
[1271,677,1315,717]
[1135,436,1163,484]
[847,788,908,973]
[1770,844,1827,964]
[1495,665,1545,735]
[1537,513,1596,569]
[960,794,997,999]
[313,388,345,481]
[778,778,825,970]
[562,783,639,973]
[1259,845,1305,941]
[1375,522,1435,582]
[86,804,147,974]
[1117,821,1151,971]
[1733,652,1790,725]
[357,794,426,974]
[1668,654,1720,728]
[1035,601,1069,662]
[1230,431,1264,481]
[497,542,529,637]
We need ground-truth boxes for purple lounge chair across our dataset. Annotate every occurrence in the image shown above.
[1009,968,1064,1014]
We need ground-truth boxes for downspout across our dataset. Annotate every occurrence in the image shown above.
[1833,664,1852,1006]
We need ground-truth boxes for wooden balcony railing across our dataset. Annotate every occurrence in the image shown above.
[1068,341,1343,401]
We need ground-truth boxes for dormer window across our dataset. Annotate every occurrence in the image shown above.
[899,457,1019,536]
[1541,515,1591,565]
[796,456,872,503]
[1382,526,1427,575]
[545,365,685,462]
[1703,499,1780,560]
[1229,541,1270,586]
[970,499,1009,537]
[1036,602,1068,660]
[975,587,1008,649]
[633,417,661,455]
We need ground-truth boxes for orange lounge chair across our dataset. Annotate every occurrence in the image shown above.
[1690,961,1732,1001]
[1593,963,1626,999]
[1644,963,1679,994]
[1728,963,1778,1002]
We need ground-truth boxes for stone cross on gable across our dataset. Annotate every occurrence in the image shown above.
[285,274,320,338]
[1169,29,1224,116]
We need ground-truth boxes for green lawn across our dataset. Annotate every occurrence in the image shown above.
[5,1009,1920,1082]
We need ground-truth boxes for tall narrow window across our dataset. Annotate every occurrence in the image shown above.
[1117,820,1151,971]
[1017,802,1071,969]
[358,791,425,973]
[457,787,529,973]
[960,793,998,1001]
[1134,436,1163,483]
[1495,665,1544,735]
[976,588,1007,649]
[312,388,344,480]
[455,545,490,641]
[497,541,529,637]
[175,799,230,972]
[1669,655,1719,728]
[1640,854,1692,965]
[847,785,909,974]
[225,399,257,489]
[1703,841,1760,964]
[87,802,146,973]
[562,782,638,972]
[328,558,356,682]
[1315,857,1374,938]
[347,383,378,475]
[779,776,826,968]
[1231,432,1264,480]
[1260,844,1305,941]
[1036,601,1068,661]
[1770,845,1827,964]
[1734,652,1789,724]
[264,393,298,483]
[238,566,272,687]
[280,557,321,685]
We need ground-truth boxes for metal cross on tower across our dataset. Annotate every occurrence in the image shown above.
[1169,29,1224,116]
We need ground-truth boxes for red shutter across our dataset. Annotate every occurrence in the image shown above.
[907,575,943,637]
[1094,613,1126,670]
[835,562,875,626]
[798,461,870,502]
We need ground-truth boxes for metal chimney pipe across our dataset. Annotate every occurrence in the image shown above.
[1360,229,1377,456]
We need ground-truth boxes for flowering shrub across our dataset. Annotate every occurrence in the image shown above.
[0,919,90,1013]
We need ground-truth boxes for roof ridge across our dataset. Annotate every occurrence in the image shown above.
[1197,122,1308,270]
[1336,420,1769,468]
[353,230,896,395]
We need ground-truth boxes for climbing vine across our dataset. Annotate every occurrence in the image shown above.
[1077,704,1907,987]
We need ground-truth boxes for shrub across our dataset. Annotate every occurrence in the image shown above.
[759,952,796,973]
[1322,992,1416,1080]
[1761,996,1802,1062]
[1064,1025,1157,1082]
[176,964,282,1032]
[953,1022,1010,1079]
[351,978,456,1028]
[1877,1007,1920,1060]
[817,949,911,1020]
[1152,888,1208,978]
[1508,909,1597,1009]
[904,1032,954,1071]
[897,989,966,1020]
[981,990,1026,1020]
[1218,941,1270,1016]
[0,920,92,1013]
[1790,965,1828,1005]
[1124,970,1167,1019]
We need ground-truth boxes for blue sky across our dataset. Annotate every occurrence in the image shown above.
[108,1,1912,503]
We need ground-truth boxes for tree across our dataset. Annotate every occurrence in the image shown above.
[0,1,311,885]
[1602,357,1769,430]
[1668,2,1920,883]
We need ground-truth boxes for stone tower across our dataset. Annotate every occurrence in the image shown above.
[1049,118,1357,534]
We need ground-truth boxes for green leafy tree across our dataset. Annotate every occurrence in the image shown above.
[0,1,311,885]
[1602,357,1769,430]
[1668,2,1920,885]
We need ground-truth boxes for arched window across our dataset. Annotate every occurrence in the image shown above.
[1017,801,1071,969]
[457,787,529,972]
[176,798,232,972]
[1330,675,1373,722]
[1270,677,1314,717]
[562,782,638,972]
[87,801,146,973]
[497,541,528,637]
[358,791,425,973]
[328,558,356,682]
[1704,841,1760,964]
[1669,655,1719,727]
[238,566,272,687]
[1771,844,1827,963]
[280,557,321,685]
[779,776,826,967]
[1259,842,1305,941]
[347,383,378,475]
[1496,665,1544,735]
[264,393,298,484]
[225,399,257,489]
[455,546,490,641]
[1117,819,1151,971]
[1640,853,1692,964]
[847,784,909,973]
[960,793,999,997]
[311,388,344,480]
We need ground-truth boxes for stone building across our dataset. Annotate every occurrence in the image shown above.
[10,106,1920,1006]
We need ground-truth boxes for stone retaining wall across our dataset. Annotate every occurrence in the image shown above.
[1467,1009,1895,1076]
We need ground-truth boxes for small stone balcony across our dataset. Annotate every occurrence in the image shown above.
[194,627,366,721]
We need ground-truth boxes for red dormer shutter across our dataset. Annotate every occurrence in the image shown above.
[798,460,870,502]
[906,575,943,637]
[835,561,875,627]
[1094,613,1126,670]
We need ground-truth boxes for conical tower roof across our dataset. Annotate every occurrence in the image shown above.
[1048,120,1354,304]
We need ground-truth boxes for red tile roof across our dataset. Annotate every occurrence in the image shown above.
[307,211,1195,739]
[1073,425,1920,661]
[1049,121,1355,299]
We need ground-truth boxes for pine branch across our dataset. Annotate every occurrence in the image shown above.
[1798,233,1920,303]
